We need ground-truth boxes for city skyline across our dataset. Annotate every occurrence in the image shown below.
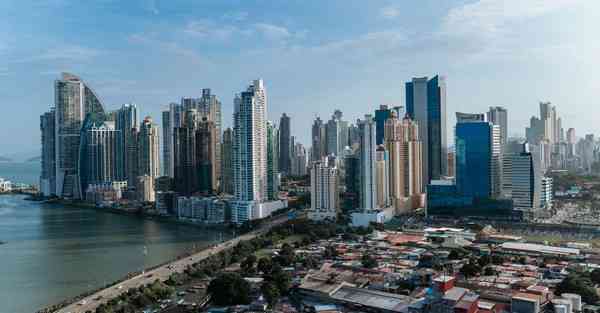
[2,0,600,154]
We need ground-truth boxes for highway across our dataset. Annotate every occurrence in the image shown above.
[56,214,289,313]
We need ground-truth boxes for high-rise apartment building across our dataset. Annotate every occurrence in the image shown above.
[40,108,56,196]
[325,110,348,156]
[375,146,390,208]
[173,109,200,196]
[358,115,377,209]
[115,104,139,185]
[54,73,106,199]
[311,117,327,161]
[267,121,280,200]
[487,106,508,147]
[162,103,183,177]
[455,119,501,199]
[291,142,308,176]
[279,113,291,176]
[221,128,234,194]
[79,119,120,195]
[137,116,160,179]
[308,159,339,221]
[197,117,218,194]
[406,75,447,185]
[233,79,267,202]
[384,112,423,211]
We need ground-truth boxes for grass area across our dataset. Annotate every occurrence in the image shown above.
[281,234,305,244]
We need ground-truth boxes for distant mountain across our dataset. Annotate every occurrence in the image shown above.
[0,156,13,162]
[26,156,41,163]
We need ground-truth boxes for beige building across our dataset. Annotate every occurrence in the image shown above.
[384,112,423,213]
[308,159,339,221]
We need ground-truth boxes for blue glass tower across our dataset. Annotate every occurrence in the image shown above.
[374,105,391,145]
[455,122,492,198]
[405,75,447,185]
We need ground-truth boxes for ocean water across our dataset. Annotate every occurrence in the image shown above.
[0,161,40,185]
[0,164,233,313]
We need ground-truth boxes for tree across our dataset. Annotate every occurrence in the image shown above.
[478,255,491,267]
[556,273,599,304]
[241,255,257,275]
[258,257,274,275]
[591,268,600,285]
[323,245,338,259]
[484,267,497,276]
[275,243,295,266]
[361,254,378,269]
[261,281,280,308]
[266,264,291,295]
[460,261,481,279]
[207,273,251,305]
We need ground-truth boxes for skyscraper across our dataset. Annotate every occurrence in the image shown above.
[311,117,327,161]
[510,143,542,211]
[40,108,56,196]
[384,112,423,211]
[137,116,160,179]
[267,121,280,200]
[197,117,218,194]
[115,104,139,185]
[233,79,267,202]
[375,146,390,208]
[79,118,119,195]
[173,109,200,196]
[308,159,339,221]
[487,106,508,147]
[231,79,271,224]
[279,113,291,176]
[325,110,347,156]
[455,119,501,199]
[405,75,447,185]
[358,115,377,209]
[291,142,308,176]
[54,73,106,199]
[162,102,184,178]
[375,105,392,145]
[221,128,234,195]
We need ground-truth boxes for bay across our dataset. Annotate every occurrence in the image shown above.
[0,195,232,313]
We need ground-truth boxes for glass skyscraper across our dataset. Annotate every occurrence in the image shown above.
[455,121,501,198]
[405,75,447,186]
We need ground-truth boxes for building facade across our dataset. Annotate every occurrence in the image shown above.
[279,113,291,176]
[309,159,339,221]
[137,116,160,179]
[406,75,447,186]
[54,73,106,199]
[40,108,56,196]
[359,115,377,210]
[455,120,501,199]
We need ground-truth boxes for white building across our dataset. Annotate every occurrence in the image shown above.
[540,176,553,209]
[308,159,338,221]
[233,79,267,203]
[358,115,377,210]
[351,207,395,227]
[136,175,155,202]
[0,178,12,192]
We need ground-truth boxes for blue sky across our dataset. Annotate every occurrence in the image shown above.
[1,0,599,157]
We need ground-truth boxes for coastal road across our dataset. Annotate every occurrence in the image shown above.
[56,215,289,313]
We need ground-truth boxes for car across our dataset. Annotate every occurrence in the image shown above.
[145,274,153,278]
[78,300,87,306]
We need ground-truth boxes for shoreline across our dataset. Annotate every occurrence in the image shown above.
[46,213,288,313]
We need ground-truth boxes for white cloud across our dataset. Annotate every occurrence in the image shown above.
[253,23,292,41]
[380,5,401,19]
[183,19,238,40]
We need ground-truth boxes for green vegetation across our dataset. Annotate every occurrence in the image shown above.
[361,254,378,269]
[95,280,174,313]
[556,271,599,304]
[207,273,251,305]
